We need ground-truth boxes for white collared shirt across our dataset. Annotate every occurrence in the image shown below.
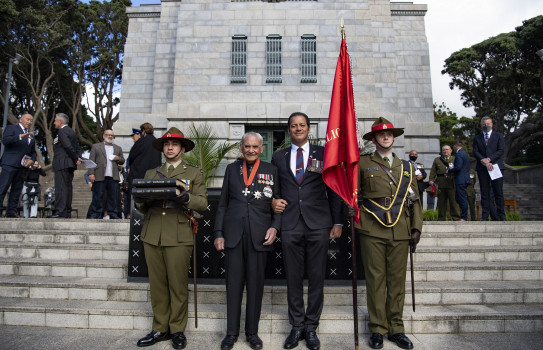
[104,142,114,177]
[290,141,310,176]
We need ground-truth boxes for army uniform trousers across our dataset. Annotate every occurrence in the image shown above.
[360,230,409,335]
[144,240,193,334]
[436,186,460,221]
[467,186,476,221]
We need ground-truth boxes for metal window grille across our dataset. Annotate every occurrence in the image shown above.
[266,35,282,83]
[231,35,247,84]
[300,34,317,83]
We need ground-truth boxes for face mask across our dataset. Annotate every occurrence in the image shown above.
[482,125,491,133]
[409,156,417,162]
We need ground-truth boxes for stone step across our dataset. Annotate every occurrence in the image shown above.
[1,297,542,334]
[414,246,543,262]
[0,276,542,306]
[420,232,543,247]
[0,218,129,232]
[0,230,128,245]
[0,258,126,279]
[0,242,128,260]
[410,261,543,282]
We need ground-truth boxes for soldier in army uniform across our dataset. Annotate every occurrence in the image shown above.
[428,145,460,221]
[355,117,423,350]
[134,127,208,349]
[467,169,477,221]
[408,150,427,209]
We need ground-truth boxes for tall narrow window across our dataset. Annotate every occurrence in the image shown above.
[231,35,247,84]
[266,35,282,83]
[300,34,317,83]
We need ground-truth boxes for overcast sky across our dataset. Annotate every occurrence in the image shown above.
[128,0,543,117]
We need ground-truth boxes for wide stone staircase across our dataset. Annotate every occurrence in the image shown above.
[0,219,542,335]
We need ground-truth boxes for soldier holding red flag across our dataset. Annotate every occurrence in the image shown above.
[355,117,422,349]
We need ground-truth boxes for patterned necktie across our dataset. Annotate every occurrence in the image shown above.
[485,133,489,145]
[295,148,304,183]
[167,165,175,177]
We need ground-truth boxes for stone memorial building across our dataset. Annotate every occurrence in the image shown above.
[116,0,439,186]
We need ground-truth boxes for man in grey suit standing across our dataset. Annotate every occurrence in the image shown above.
[448,140,471,221]
[271,112,343,350]
[214,132,280,350]
[50,113,81,218]
[88,129,125,219]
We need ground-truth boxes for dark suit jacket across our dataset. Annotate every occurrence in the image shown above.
[52,125,81,172]
[0,124,36,170]
[410,160,428,194]
[473,131,505,171]
[214,160,281,252]
[271,144,343,231]
[88,142,125,182]
[448,148,471,185]
[128,135,162,182]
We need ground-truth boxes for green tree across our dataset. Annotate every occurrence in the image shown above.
[442,15,543,164]
[183,123,240,187]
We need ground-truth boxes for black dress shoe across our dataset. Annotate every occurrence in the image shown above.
[6,213,20,218]
[47,214,62,218]
[246,333,263,350]
[283,328,305,349]
[305,330,320,350]
[171,332,187,349]
[137,330,171,347]
[369,333,383,349]
[221,335,238,350]
[388,333,413,349]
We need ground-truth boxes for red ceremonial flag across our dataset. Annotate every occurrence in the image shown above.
[323,38,360,223]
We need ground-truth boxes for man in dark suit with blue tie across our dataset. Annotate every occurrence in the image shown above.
[271,112,343,350]
[448,140,471,221]
[0,113,36,217]
[50,113,81,218]
[214,132,280,350]
[473,116,506,221]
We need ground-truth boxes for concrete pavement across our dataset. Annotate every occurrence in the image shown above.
[1,326,542,350]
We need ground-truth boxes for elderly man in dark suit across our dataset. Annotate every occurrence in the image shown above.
[473,116,506,221]
[50,113,81,218]
[271,112,343,350]
[214,132,280,350]
[88,129,125,219]
[448,140,471,221]
[128,122,162,184]
[0,113,36,217]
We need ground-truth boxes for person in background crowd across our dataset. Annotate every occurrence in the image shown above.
[447,140,471,221]
[88,129,125,219]
[0,113,36,218]
[473,116,506,221]
[429,145,460,221]
[21,158,46,218]
[49,113,81,218]
[124,128,141,217]
[408,150,428,209]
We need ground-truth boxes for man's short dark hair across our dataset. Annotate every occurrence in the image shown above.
[454,140,463,148]
[140,122,154,135]
[480,116,493,124]
[287,112,310,128]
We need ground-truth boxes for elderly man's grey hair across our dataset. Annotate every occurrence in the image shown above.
[241,131,263,146]
[55,113,69,124]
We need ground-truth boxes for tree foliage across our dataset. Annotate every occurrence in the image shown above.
[0,0,129,165]
[442,15,543,164]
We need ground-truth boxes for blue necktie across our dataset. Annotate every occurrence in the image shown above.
[295,148,304,183]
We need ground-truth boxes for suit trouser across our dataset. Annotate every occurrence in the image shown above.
[225,218,267,336]
[467,188,476,221]
[477,169,505,221]
[437,187,460,221]
[144,243,193,333]
[455,183,469,220]
[90,177,120,218]
[360,233,409,335]
[281,216,330,331]
[0,167,24,215]
[54,168,74,217]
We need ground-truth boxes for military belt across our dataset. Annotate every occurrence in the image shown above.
[149,199,180,209]
[370,197,393,207]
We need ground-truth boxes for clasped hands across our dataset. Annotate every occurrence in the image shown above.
[480,158,493,171]
[214,227,277,251]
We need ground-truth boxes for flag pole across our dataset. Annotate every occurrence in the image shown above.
[341,19,359,350]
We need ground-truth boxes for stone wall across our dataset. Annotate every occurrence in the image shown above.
[116,0,439,183]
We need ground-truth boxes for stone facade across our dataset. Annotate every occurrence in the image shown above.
[116,0,439,185]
